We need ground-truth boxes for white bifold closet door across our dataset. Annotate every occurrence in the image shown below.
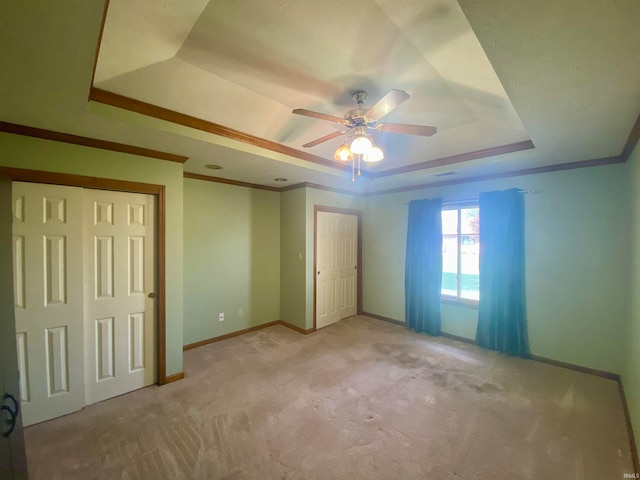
[12,184,85,426]
[12,182,156,426]
[83,189,156,406]
[316,211,357,329]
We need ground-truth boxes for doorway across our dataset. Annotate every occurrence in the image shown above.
[314,206,362,330]
[13,182,157,425]
[2,168,169,428]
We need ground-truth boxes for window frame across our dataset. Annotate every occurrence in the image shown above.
[441,201,480,309]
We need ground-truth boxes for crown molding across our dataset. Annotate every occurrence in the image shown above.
[0,121,188,163]
[361,156,623,197]
[183,172,280,192]
[368,140,535,178]
[89,88,361,176]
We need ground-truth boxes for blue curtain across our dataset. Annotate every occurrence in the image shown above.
[476,188,529,356]
[405,198,442,335]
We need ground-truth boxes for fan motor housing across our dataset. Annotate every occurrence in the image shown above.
[345,108,368,126]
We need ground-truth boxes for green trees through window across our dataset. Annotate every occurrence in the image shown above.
[441,206,480,302]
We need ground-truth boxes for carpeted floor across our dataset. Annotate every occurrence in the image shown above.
[24,315,634,479]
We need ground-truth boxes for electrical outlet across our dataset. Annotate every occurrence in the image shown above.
[218,312,224,322]
[238,308,244,317]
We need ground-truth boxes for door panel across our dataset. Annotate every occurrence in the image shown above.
[316,212,340,329]
[339,214,358,318]
[83,190,156,405]
[0,174,28,479]
[12,183,157,425]
[13,182,85,426]
[316,211,358,329]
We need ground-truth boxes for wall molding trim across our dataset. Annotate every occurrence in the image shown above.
[361,155,624,197]
[4,118,638,199]
[1,166,171,385]
[525,353,620,381]
[619,379,640,473]
[0,121,188,164]
[280,181,361,197]
[89,87,356,175]
[161,372,184,385]
[183,321,282,351]
[89,0,640,185]
[182,320,315,352]
[183,172,280,192]
[279,321,316,335]
[370,140,535,178]
[621,112,640,162]
[182,155,628,197]
[361,311,404,326]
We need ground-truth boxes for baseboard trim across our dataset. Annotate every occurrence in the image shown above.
[161,372,184,385]
[526,354,620,381]
[278,320,316,335]
[361,311,405,326]
[183,321,281,351]
[440,332,477,346]
[618,379,640,473]
[362,311,621,379]
[183,320,316,351]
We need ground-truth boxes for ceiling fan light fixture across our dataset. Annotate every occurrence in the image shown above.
[334,143,354,162]
[350,134,373,155]
[363,146,384,163]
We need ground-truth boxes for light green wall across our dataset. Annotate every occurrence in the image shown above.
[304,188,363,329]
[0,133,184,376]
[362,164,630,374]
[183,178,280,344]
[280,188,307,329]
[625,142,640,460]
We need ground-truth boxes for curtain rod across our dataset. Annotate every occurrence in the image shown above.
[402,190,542,206]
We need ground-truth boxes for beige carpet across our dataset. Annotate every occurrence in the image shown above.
[24,315,634,479]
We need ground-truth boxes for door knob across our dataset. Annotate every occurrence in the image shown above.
[3,393,18,417]
[1,393,19,438]
[148,292,156,299]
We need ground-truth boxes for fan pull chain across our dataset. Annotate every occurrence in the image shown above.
[352,159,355,182]
[358,156,361,176]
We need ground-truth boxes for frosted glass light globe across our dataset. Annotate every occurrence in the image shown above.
[350,135,373,155]
[364,146,384,162]
[334,144,354,161]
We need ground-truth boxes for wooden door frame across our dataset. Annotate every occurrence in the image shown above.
[1,167,171,385]
[313,205,363,331]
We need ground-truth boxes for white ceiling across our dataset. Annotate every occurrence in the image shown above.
[2,0,639,193]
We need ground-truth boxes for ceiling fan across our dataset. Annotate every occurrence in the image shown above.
[292,89,437,151]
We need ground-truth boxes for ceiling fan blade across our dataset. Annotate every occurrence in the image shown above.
[377,122,437,137]
[364,89,410,123]
[302,130,347,148]
[292,109,346,124]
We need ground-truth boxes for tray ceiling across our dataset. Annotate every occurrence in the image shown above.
[2,0,639,193]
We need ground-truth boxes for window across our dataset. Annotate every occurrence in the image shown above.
[441,205,480,304]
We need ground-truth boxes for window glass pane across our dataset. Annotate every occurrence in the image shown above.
[460,208,479,235]
[441,233,458,296]
[460,212,479,300]
[442,209,458,235]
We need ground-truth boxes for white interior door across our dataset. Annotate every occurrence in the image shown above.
[316,211,358,329]
[12,182,86,426]
[84,189,156,405]
[1,174,28,479]
[339,214,358,319]
[316,212,340,329]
